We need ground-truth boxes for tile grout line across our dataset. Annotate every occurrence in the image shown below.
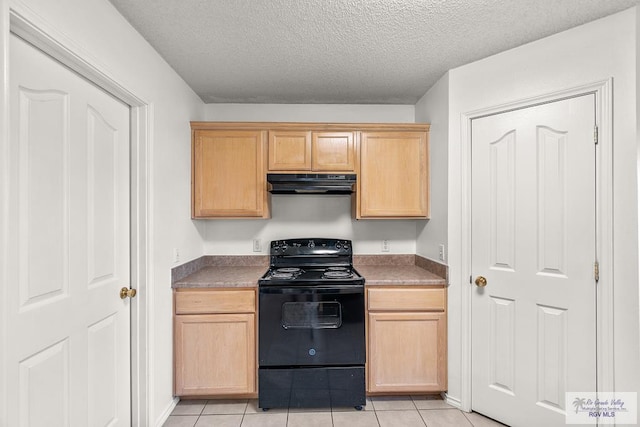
[193,399,205,427]
[239,400,247,427]
[411,395,428,427]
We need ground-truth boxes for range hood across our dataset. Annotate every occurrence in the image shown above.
[267,173,356,194]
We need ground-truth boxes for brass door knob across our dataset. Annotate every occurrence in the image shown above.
[120,287,137,299]
[474,276,487,287]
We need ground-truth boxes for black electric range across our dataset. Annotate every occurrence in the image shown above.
[258,238,366,410]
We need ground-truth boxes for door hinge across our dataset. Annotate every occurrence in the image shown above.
[594,261,600,282]
[594,125,599,145]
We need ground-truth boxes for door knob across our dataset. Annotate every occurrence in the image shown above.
[474,276,487,287]
[120,287,137,299]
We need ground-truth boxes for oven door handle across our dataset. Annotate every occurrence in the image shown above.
[259,286,364,295]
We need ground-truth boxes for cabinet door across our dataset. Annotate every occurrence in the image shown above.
[268,130,312,171]
[368,311,446,393]
[359,132,429,218]
[312,132,355,171]
[192,130,268,218]
[174,313,256,396]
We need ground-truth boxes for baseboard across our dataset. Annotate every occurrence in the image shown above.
[444,393,463,410]
[154,397,179,427]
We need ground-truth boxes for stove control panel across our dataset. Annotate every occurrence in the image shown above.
[270,238,352,256]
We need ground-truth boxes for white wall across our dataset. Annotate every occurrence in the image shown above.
[445,7,638,408]
[415,72,449,262]
[0,0,204,425]
[637,4,640,364]
[205,103,414,123]
[202,103,421,255]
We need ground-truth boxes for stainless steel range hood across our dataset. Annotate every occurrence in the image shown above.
[267,173,356,194]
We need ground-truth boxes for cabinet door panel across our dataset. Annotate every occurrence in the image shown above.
[174,313,256,395]
[359,132,429,218]
[312,132,355,171]
[268,130,312,171]
[175,289,256,314]
[368,311,446,392]
[193,130,267,218]
[368,288,445,312]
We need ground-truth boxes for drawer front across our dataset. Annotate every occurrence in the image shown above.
[367,287,445,312]
[175,289,256,314]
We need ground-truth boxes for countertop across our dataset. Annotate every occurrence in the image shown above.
[354,265,446,286]
[173,266,266,288]
[172,255,447,289]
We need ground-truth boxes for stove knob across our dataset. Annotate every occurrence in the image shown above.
[343,242,350,250]
[308,240,315,248]
[336,242,341,249]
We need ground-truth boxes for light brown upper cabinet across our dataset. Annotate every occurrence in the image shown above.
[191,122,430,219]
[268,130,355,172]
[357,131,430,219]
[192,129,269,218]
[268,130,312,171]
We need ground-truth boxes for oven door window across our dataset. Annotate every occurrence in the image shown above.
[281,301,342,329]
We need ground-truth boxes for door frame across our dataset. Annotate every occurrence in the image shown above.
[458,80,614,412]
[0,4,152,426]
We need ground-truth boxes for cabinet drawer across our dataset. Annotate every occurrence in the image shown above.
[367,287,445,312]
[175,289,256,314]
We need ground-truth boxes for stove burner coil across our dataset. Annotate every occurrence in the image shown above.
[323,270,354,279]
[270,272,295,280]
[276,267,303,274]
[269,267,304,280]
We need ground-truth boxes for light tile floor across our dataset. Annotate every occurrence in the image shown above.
[163,395,509,427]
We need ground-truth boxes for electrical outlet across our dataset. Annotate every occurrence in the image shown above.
[253,239,262,252]
[173,248,180,263]
[438,244,446,261]
[382,239,390,252]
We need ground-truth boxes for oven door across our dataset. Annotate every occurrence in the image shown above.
[259,285,365,367]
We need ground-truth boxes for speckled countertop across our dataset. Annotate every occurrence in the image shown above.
[354,265,445,286]
[173,266,266,288]
[172,255,447,289]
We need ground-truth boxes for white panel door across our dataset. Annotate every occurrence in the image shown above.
[6,34,131,426]
[471,95,596,427]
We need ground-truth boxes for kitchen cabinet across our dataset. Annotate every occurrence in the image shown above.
[191,129,269,218]
[174,288,257,397]
[268,130,355,172]
[357,131,429,218]
[190,122,430,220]
[366,286,447,393]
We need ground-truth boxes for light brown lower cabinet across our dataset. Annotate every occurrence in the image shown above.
[174,289,256,397]
[367,286,447,393]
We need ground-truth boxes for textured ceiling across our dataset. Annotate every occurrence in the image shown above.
[108,0,637,104]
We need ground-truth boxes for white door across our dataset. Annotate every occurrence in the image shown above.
[471,95,597,427]
[5,34,132,426]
